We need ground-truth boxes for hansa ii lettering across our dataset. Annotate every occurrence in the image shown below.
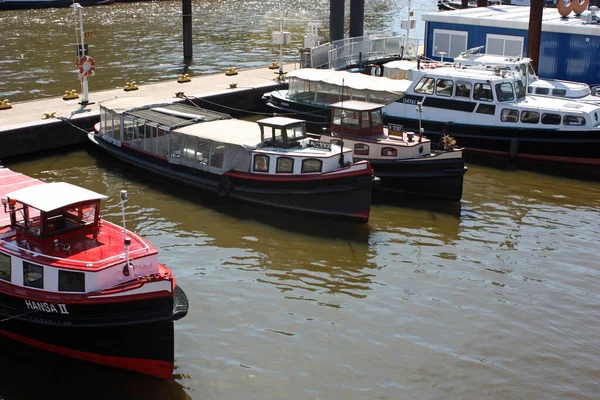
[24,299,69,314]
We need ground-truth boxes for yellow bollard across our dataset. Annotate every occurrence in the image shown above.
[177,74,191,83]
[124,81,139,91]
[63,90,79,100]
[268,62,279,70]
[42,112,57,119]
[225,67,238,76]
[229,83,238,89]
[0,99,12,110]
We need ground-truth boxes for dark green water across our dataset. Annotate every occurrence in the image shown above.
[1,1,600,399]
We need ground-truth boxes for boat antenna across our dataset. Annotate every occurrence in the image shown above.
[120,190,132,276]
[416,101,423,143]
[339,79,345,166]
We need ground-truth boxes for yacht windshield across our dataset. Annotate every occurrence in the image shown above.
[514,80,526,99]
[495,82,515,102]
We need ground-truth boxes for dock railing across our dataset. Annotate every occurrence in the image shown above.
[308,35,423,70]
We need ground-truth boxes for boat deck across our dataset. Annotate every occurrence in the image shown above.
[0,168,45,227]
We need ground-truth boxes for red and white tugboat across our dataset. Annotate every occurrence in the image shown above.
[0,167,188,379]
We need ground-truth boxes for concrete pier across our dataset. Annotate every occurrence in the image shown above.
[0,64,295,160]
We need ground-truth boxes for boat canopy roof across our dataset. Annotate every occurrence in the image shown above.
[174,119,263,149]
[330,100,383,112]
[287,68,412,94]
[5,182,108,212]
[257,116,305,128]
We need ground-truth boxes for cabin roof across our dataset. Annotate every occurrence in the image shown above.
[422,5,600,36]
[6,182,108,212]
[126,103,231,129]
[287,68,412,94]
[174,119,263,148]
[257,116,305,128]
[331,100,384,112]
[420,66,519,81]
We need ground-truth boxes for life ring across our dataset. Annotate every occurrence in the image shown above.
[557,0,589,17]
[370,65,382,76]
[78,56,96,77]
[217,175,231,197]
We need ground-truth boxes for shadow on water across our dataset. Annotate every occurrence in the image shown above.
[0,336,191,400]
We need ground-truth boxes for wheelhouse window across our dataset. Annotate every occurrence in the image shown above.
[253,154,270,172]
[372,109,383,128]
[534,87,550,95]
[354,143,370,156]
[333,109,361,130]
[0,253,10,282]
[23,262,43,289]
[276,157,294,173]
[414,77,435,94]
[521,111,540,124]
[473,83,493,101]
[436,79,454,97]
[361,111,370,129]
[44,202,98,237]
[563,115,586,126]
[485,34,524,57]
[433,29,468,58]
[495,83,515,102]
[541,113,561,125]
[501,109,519,123]
[552,89,567,97]
[381,147,397,157]
[476,104,496,115]
[455,81,472,98]
[301,159,322,173]
[514,81,526,99]
[59,270,85,292]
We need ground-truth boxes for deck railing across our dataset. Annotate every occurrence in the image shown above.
[308,35,423,70]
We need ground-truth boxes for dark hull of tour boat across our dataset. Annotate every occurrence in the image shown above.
[0,285,188,379]
[0,0,114,10]
[89,134,374,222]
[263,92,331,123]
[384,116,600,168]
[368,153,466,201]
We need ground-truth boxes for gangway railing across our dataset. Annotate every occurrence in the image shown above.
[308,35,422,70]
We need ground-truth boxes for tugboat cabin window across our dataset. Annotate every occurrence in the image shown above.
[23,262,43,289]
[371,109,383,128]
[563,115,585,126]
[254,155,270,172]
[414,77,435,95]
[473,83,493,102]
[534,87,550,95]
[361,112,370,129]
[0,253,10,282]
[501,109,519,123]
[381,147,397,157]
[521,111,540,124]
[455,81,472,98]
[541,113,561,125]
[276,157,294,173]
[301,159,322,173]
[495,83,514,102]
[354,143,370,156]
[436,79,453,97]
[59,270,85,292]
[43,202,99,237]
[476,104,496,115]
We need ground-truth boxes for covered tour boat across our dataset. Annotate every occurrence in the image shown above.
[319,100,467,201]
[89,98,376,222]
[0,167,188,379]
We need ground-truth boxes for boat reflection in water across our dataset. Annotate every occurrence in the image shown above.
[0,167,188,379]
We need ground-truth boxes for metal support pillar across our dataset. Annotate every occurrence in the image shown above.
[330,0,345,42]
[527,0,543,73]
[183,0,193,59]
[349,0,364,38]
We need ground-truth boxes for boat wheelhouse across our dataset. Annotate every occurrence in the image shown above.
[382,66,600,167]
[0,167,188,379]
[90,98,376,222]
[262,68,411,122]
[319,100,466,201]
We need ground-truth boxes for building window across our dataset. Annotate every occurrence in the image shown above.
[381,147,397,157]
[354,143,370,156]
[485,34,524,57]
[541,113,561,125]
[563,115,586,126]
[0,253,10,282]
[276,157,294,173]
[253,154,270,172]
[414,77,435,94]
[23,262,43,289]
[473,83,493,101]
[301,159,322,173]
[455,81,472,98]
[501,109,519,123]
[521,111,540,124]
[433,29,467,58]
[59,270,85,292]
[476,104,496,115]
[436,79,454,97]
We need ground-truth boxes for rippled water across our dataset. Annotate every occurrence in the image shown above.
[2,1,600,399]
[1,147,599,399]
